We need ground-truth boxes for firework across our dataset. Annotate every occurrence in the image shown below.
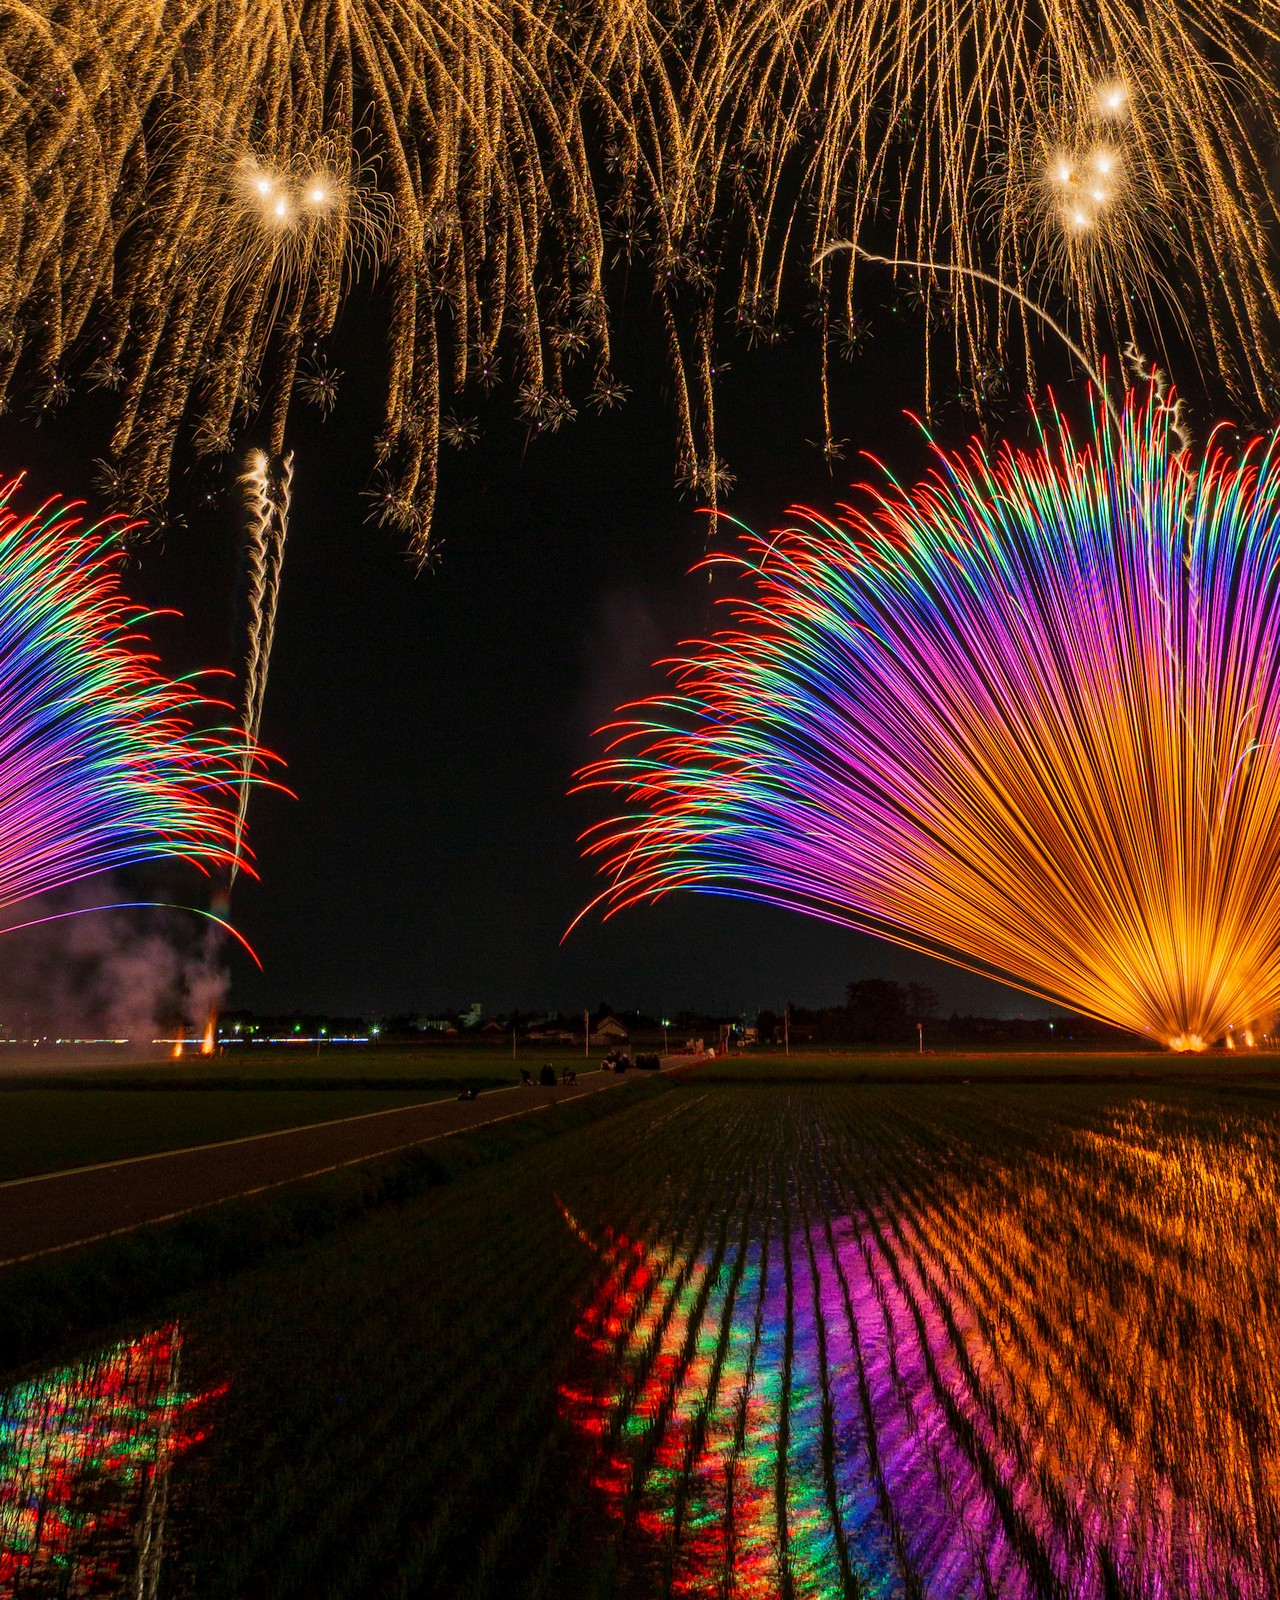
[793,0,1280,413]
[230,449,290,882]
[0,478,256,915]
[2,1,1277,556]
[587,0,1280,450]
[576,386,1280,1049]
[0,0,618,557]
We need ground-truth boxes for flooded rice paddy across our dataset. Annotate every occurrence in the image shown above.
[3,1082,1278,1596]
[0,1326,212,1596]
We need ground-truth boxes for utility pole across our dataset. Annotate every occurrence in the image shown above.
[584,1007,590,1059]
[784,1007,789,1056]
[512,1022,516,1061]
[918,1021,924,1054]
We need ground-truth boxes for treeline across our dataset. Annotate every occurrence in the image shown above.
[758,980,1139,1047]
[222,986,1143,1050]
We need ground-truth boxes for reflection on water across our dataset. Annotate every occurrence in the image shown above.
[0,1325,213,1597]
[560,1103,1280,1597]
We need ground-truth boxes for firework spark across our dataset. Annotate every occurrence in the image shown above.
[0,478,257,915]
[0,1,1276,554]
[576,387,1280,1049]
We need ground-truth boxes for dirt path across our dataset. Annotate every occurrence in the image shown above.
[0,1069,668,1267]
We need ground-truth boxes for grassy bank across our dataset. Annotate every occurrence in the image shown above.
[0,1048,603,1197]
[0,1087,452,1182]
[0,1072,674,1376]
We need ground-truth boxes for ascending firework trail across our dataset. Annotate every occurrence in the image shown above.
[195,450,291,1049]
[229,449,292,889]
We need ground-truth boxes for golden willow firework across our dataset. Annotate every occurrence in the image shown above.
[1,0,602,554]
[3,0,1279,555]
[576,387,1280,1050]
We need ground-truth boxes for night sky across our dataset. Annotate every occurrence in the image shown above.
[2,281,1061,1021]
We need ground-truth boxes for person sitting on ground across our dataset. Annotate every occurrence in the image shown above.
[519,1067,533,1086]
[539,1062,556,1086]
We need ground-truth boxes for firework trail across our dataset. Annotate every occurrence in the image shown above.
[1,0,1277,553]
[230,449,291,884]
[818,245,1123,430]
[0,478,258,927]
[576,386,1280,1050]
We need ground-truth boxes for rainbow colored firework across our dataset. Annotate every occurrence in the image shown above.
[576,386,1280,1050]
[0,478,257,917]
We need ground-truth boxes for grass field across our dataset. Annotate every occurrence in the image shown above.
[9,1040,1279,1091]
[0,1087,445,1181]
[0,1046,611,1180]
[0,1042,597,1087]
[6,1073,1279,1597]
[10,1044,1273,1185]
[690,1047,1280,1081]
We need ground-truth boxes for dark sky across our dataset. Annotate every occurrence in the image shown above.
[2,284,1057,1021]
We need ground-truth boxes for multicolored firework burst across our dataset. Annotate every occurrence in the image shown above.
[576,386,1280,1050]
[0,478,258,917]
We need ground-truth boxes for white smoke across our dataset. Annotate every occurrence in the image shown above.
[0,884,230,1050]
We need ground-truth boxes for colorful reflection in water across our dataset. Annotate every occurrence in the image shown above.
[559,1109,1278,1598]
[0,1324,213,1596]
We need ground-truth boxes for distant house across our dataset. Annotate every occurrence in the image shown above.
[480,1019,507,1037]
[590,1014,629,1046]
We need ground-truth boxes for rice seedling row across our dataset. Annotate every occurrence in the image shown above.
[9,1079,1280,1597]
